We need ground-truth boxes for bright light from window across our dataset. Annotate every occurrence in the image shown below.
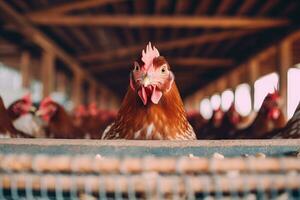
[221,89,234,111]
[200,98,213,119]
[288,68,300,119]
[235,83,252,116]
[210,93,221,110]
[254,72,279,111]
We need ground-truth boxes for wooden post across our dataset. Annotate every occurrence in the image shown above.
[56,72,67,94]
[20,51,31,89]
[248,60,259,110]
[279,39,292,116]
[41,50,55,97]
[72,70,83,106]
[88,81,97,104]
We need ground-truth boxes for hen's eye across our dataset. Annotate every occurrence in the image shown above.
[133,62,140,71]
[160,64,168,73]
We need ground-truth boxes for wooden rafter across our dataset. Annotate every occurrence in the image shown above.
[27,15,290,28]
[27,0,126,15]
[89,57,234,73]
[171,58,234,67]
[0,1,115,97]
[79,30,256,62]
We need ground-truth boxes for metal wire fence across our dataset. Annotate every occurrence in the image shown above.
[1,153,300,199]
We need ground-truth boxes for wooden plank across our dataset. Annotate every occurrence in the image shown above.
[27,15,290,28]
[79,30,256,62]
[20,51,31,88]
[41,50,55,97]
[27,0,125,15]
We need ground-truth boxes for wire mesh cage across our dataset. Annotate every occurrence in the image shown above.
[0,139,300,199]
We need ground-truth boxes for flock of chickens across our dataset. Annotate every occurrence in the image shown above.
[0,90,299,140]
[0,42,299,140]
[0,95,116,139]
[188,92,300,139]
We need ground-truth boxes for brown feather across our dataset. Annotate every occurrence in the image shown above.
[103,83,195,140]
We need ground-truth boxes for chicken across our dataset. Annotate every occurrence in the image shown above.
[216,104,242,139]
[6,94,45,137]
[84,103,104,139]
[272,100,300,138]
[102,42,196,140]
[197,108,224,139]
[72,104,88,128]
[36,97,85,139]
[234,91,286,139]
[187,111,207,139]
[0,96,33,138]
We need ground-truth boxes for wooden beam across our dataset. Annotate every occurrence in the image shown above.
[27,0,125,15]
[89,57,234,73]
[20,51,31,88]
[279,39,292,116]
[79,30,256,62]
[88,81,97,103]
[27,15,290,28]
[72,70,83,106]
[0,1,115,98]
[41,50,55,97]
[170,58,234,67]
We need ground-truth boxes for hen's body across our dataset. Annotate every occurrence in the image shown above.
[234,93,286,139]
[272,101,300,139]
[0,97,33,138]
[42,102,85,139]
[102,83,195,140]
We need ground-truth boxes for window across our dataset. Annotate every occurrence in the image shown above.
[200,98,213,119]
[210,93,221,110]
[0,63,23,106]
[287,68,300,119]
[254,72,279,111]
[235,83,252,116]
[221,89,234,111]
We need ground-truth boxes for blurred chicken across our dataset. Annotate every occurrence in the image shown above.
[272,101,300,138]
[7,94,45,137]
[102,42,196,140]
[197,108,224,139]
[187,111,207,139]
[234,92,286,139]
[72,104,88,128]
[36,97,85,139]
[0,96,33,138]
[217,104,242,139]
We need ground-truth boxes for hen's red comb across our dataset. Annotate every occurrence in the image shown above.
[141,42,159,70]
[22,93,32,102]
[40,96,53,107]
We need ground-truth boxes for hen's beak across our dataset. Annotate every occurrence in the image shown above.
[35,109,45,116]
[142,76,150,87]
[29,106,36,112]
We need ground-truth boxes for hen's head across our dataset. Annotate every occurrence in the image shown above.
[36,97,58,122]
[130,42,174,105]
[10,94,34,116]
[262,90,282,120]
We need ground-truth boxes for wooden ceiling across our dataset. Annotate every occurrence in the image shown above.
[1,0,300,99]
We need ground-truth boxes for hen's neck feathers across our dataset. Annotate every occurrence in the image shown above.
[105,83,195,140]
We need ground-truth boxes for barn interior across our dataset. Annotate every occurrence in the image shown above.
[0,0,300,199]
